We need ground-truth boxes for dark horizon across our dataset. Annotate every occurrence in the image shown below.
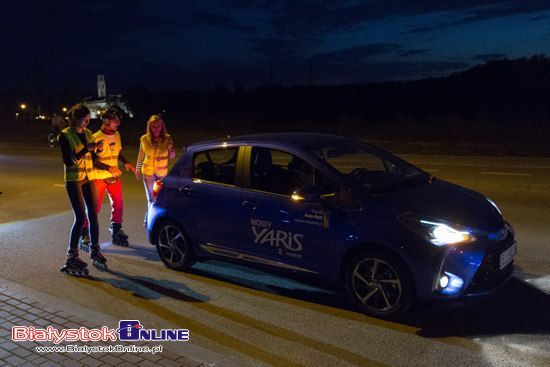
[1,55,550,158]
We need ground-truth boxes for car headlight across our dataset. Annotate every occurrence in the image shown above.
[399,213,476,246]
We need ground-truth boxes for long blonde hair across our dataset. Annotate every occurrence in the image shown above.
[146,115,169,143]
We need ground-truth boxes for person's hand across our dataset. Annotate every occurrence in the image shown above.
[168,148,176,159]
[95,139,104,151]
[124,162,136,173]
[135,171,142,180]
[108,166,122,178]
[86,142,99,151]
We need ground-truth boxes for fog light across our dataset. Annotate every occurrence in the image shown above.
[439,275,449,288]
[440,272,464,296]
[450,277,464,289]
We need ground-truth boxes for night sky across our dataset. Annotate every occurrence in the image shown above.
[1,1,549,92]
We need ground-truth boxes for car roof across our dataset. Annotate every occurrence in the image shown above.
[189,132,353,150]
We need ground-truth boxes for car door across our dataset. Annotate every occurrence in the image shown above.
[171,144,245,249]
[238,146,339,276]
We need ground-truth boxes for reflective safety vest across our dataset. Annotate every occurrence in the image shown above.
[140,134,171,177]
[61,127,96,182]
[93,130,122,179]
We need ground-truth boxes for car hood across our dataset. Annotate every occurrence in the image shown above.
[364,179,504,231]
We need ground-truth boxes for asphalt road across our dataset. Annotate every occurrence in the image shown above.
[1,143,550,367]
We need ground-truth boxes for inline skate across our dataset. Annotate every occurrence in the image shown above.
[109,222,129,246]
[90,244,108,270]
[60,253,89,276]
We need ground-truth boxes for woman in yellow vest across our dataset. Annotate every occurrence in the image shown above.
[135,115,176,214]
[58,104,107,275]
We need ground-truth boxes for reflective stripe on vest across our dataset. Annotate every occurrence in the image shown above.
[62,127,95,181]
[93,130,122,179]
[140,134,170,176]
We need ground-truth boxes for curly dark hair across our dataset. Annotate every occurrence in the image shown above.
[67,103,90,125]
[102,107,121,121]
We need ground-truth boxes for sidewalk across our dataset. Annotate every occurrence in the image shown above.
[0,280,235,367]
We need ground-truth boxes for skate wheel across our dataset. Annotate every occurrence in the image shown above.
[60,266,88,277]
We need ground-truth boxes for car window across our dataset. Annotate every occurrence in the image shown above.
[193,147,238,185]
[309,141,429,193]
[250,147,326,196]
[324,150,386,173]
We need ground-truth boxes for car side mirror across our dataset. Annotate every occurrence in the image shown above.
[291,187,320,203]
[319,182,336,199]
[292,183,336,203]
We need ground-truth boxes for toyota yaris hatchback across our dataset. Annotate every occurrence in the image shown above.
[146,133,516,318]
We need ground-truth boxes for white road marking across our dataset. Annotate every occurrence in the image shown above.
[516,273,550,294]
[480,172,533,176]
[53,184,65,187]
[99,242,112,249]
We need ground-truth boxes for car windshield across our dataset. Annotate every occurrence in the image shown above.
[308,140,431,193]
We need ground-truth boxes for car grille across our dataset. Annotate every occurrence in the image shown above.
[467,233,515,293]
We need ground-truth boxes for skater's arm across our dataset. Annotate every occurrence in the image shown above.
[118,152,135,173]
[167,136,176,159]
[91,152,122,177]
[118,152,129,165]
[59,134,88,167]
[135,143,145,179]
[135,143,145,172]
[91,152,111,171]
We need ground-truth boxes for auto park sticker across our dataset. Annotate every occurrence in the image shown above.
[294,208,331,229]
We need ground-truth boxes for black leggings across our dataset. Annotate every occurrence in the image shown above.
[66,179,99,254]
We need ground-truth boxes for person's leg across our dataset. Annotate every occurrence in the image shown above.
[106,179,123,224]
[142,174,158,225]
[82,180,99,246]
[81,179,105,242]
[142,174,156,205]
[65,180,87,256]
[83,180,107,267]
[106,179,128,245]
[95,179,107,217]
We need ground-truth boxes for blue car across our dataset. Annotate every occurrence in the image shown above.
[146,133,516,318]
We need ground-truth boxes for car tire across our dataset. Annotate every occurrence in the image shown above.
[155,220,196,270]
[345,251,414,319]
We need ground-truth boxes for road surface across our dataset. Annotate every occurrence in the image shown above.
[1,143,549,366]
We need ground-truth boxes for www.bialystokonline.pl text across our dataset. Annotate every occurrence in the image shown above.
[35,344,163,354]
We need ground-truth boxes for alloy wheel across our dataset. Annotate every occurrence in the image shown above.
[351,257,402,312]
[158,224,187,266]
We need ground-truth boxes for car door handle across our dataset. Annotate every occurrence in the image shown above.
[178,185,193,195]
[241,200,257,210]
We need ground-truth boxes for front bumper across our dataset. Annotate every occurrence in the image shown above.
[431,232,516,299]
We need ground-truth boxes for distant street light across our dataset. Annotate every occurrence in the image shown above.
[20,103,27,110]
[62,107,67,112]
